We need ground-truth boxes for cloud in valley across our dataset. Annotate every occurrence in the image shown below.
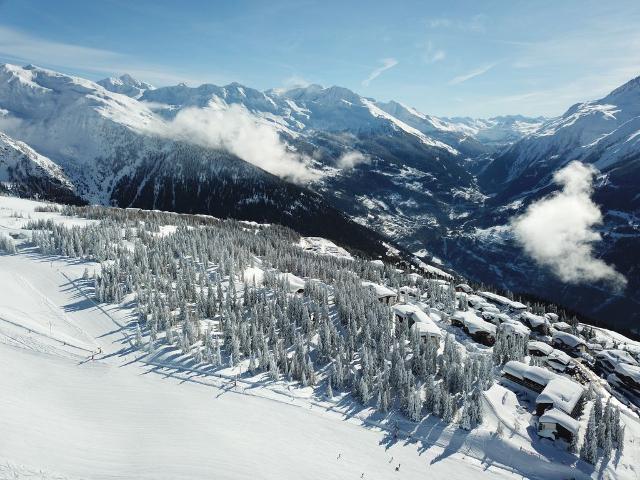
[510,161,626,289]
[152,104,319,183]
[336,150,369,169]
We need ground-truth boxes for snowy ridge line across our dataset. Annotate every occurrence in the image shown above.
[0,314,95,353]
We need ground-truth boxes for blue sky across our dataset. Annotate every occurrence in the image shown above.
[0,0,639,117]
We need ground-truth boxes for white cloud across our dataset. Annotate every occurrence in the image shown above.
[147,104,320,183]
[336,150,368,169]
[362,58,398,87]
[423,42,446,64]
[510,161,626,289]
[449,63,496,85]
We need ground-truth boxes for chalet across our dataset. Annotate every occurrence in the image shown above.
[528,341,554,357]
[502,361,584,418]
[519,312,550,335]
[477,291,527,312]
[278,272,306,294]
[546,349,574,374]
[398,285,419,301]
[452,312,496,346]
[362,281,397,305]
[410,318,442,346]
[500,320,530,338]
[455,283,473,294]
[594,349,638,375]
[544,312,560,323]
[552,332,587,356]
[552,321,572,332]
[538,408,580,442]
[393,304,442,345]
[613,363,640,395]
[408,272,423,283]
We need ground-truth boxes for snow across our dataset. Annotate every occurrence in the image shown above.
[278,272,306,293]
[393,304,442,338]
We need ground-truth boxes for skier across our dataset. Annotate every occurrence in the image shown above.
[337,453,341,460]
[395,464,401,472]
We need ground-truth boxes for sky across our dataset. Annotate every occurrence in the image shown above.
[0,0,639,117]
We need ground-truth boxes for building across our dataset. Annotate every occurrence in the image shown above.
[538,408,580,442]
[527,341,574,373]
[519,312,550,335]
[393,304,441,345]
[451,312,496,346]
[455,283,473,294]
[595,349,639,375]
[528,341,554,358]
[477,291,527,312]
[502,361,584,418]
[278,272,306,294]
[552,332,587,356]
[613,362,640,395]
[362,281,397,305]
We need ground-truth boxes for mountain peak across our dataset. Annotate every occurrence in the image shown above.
[605,74,640,101]
[97,73,154,97]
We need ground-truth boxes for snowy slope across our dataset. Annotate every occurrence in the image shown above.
[0,131,79,202]
[2,195,640,480]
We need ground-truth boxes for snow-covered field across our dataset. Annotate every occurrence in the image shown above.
[1,195,639,480]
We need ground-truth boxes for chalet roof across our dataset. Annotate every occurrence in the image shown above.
[552,321,572,331]
[539,408,580,434]
[528,341,554,356]
[501,320,530,337]
[545,312,559,322]
[614,362,640,382]
[478,291,527,310]
[520,311,548,327]
[456,283,473,293]
[279,272,306,293]
[553,331,586,348]
[362,281,396,298]
[536,377,584,415]
[597,349,638,367]
[547,349,572,366]
[411,319,442,337]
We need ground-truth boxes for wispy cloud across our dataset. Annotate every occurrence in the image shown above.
[423,41,446,64]
[0,25,212,86]
[427,15,487,33]
[362,58,398,87]
[449,63,495,85]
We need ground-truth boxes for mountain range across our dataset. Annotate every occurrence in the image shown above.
[0,63,637,332]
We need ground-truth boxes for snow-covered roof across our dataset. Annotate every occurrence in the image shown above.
[614,362,640,382]
[278,272,306,293]
[455,283,473,293]
[463,316,496,335]
[547,349,572,366]
[539,408,580,434]
[536,377,584,415]
[596,349,639,367]
[370,259,384,267]
[502,361,557,386]
[478,291,527,310]
[408,273,423,282]
[520,311,547,327]
[411,319,442,338]
[501,320,530,337]
[544,312,559,322]
[552,321,572,331]
[553,331,586,348]
[528,341,554,356]
[362,281,396,298]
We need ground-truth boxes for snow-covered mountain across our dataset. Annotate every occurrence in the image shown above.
[0,131,80,203]
[97,73,155,98]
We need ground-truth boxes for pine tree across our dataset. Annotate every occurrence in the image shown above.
[580,408,598,465]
